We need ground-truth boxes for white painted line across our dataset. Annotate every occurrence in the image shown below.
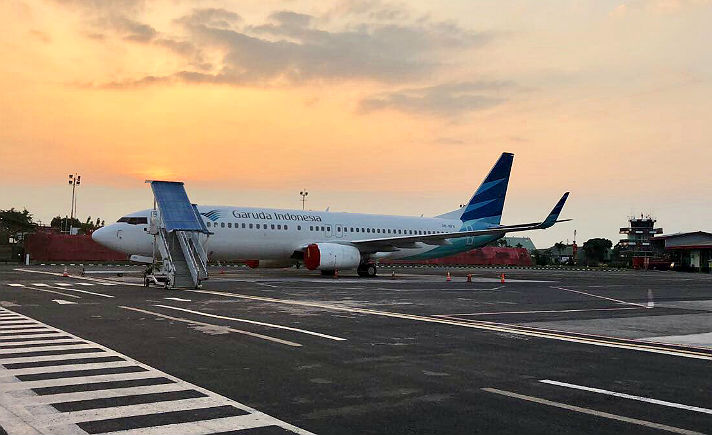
[540,380,712,415]
[120,306,302,347]
[189,289,712,360]
[7,283,23,287]
[0,343,96,354]
[13,268,141,287]
[0,328,54,334]
[5,360,135,376]
[53,283,72,287]
[0,351,110,365]
[74,283,94,286]
[0,339,83,349]
[551,286,648,308]
[0,332,65,340]
[0,320,37,325]
[482,388,703,435]
[53,299,78,305]
[37,397,226,425]
[33,283,50,287]
[11,382,190,406]
[47,286,114,298]
[163,297,192,302]
[0,371,159,392]
[12,284,82,299]
[436,307,641,317]
[154,304,347,341]
[0,325,46,331]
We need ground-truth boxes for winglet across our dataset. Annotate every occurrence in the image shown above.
[539,192,570,229]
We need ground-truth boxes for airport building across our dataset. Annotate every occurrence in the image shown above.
[652,232,712,272]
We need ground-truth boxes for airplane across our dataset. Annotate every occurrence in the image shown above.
[92,152,570,277]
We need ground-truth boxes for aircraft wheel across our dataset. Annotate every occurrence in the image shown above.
[366,264,377,277]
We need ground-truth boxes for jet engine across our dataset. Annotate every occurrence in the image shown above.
[304,243,362,270]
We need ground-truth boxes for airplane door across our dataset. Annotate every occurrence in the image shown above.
[325,225,333,238]
[335,224,343,238]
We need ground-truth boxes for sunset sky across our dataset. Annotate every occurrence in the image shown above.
[1,0,711,248]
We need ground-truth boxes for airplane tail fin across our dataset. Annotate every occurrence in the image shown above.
[539,192,570,229]
[458,152,514,226]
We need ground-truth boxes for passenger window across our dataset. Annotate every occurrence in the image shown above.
[366,228,370,233]
[376,229,380,233]
[284,225,288,230]
[271,224,275,230]
[310,226,313,231]
[228,223,232,228]
[206,222,211,227]
[327,227,331,232]
[298,225,301,230]
[356,228,360,232]
[242,223,245,228]
[256,224,260,229]
[249,223,253,229]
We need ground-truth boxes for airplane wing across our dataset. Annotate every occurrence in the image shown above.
[345,192,570,254]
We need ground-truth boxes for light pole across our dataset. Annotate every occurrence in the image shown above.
[299,189,308,211]
[68,173,81,233]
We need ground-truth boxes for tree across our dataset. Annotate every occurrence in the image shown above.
[583,238,613,265]
[0,208,35,233]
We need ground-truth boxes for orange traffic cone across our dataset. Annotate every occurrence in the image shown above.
[220,268,225,274]
[334,269,339,279]
[500,273,505,283]
[467,273,472,283]
[62,266,69,277]
[446,272,452,282]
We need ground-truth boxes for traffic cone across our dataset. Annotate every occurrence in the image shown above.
[334,269,339,279]
[220,268,225,274]
[62,266,69,277]
[500,273,505,284]
[446,272,452,282]
[467,273,472,283]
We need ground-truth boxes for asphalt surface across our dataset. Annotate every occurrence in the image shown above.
[1,264,711,434]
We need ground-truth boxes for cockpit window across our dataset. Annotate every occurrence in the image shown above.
[117,217,148,225]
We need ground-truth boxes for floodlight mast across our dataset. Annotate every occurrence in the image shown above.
[300,189,308,211]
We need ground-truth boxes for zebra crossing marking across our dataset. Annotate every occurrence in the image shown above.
[0,307,315,434]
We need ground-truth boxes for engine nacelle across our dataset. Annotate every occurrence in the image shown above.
[304,243,361,270]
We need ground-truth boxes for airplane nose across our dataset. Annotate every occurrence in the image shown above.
[92,226,111,247]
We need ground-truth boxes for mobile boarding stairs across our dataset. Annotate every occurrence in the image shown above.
[145,181,211,289]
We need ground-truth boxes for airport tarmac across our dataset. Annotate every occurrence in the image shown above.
[0,265,710,434]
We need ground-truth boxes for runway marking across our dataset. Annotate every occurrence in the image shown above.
[54,283,72,287]
[8,283,23,287]
[13,268,140,287]
[0,307,314,434]
[551,286,648,308]
[163,297,191,302]
[7,283,82,299]
[53,299,78,305]
[482,388,704,435]
[436,307,642,317]
[75,283,95,286]
[37,284,114,299]
[540,379,712,415]
[154,304,347,341]
[120,306,302,347]
[189,289,712,360]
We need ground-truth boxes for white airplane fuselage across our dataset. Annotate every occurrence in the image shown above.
[94,206,498,263]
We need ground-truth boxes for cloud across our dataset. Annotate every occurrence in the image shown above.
[177,8,242,29]
[359,81,514,116]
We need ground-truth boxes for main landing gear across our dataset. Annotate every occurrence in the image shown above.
[357,263,377,278]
